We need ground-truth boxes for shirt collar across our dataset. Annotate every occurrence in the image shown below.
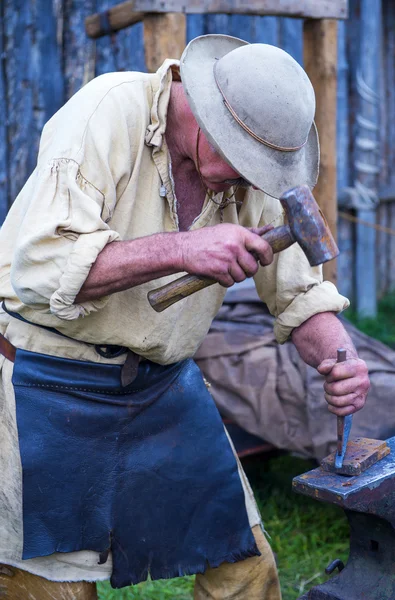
[145,59,181,150]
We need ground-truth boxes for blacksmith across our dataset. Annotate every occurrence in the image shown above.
[0,35,369,599]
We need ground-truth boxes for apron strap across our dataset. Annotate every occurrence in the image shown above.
[0,332,16,363]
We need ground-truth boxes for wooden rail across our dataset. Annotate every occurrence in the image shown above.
[85,0,348,39]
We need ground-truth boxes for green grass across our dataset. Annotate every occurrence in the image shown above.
[97,576,194,599]
[97,454,349,600]
[344,290,395,348]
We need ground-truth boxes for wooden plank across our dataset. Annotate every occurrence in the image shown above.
[118,22,147,72]
[143,13,186,72]
[86,5,144,39]
[389,202,395,291]
[187,15,207,42]
[278,16,303,64]
[86,0,348,39]
[355,209,377,315]
[254,16,280,45]
[336,20,350,194]
[376,202,389,298]
[229,13,254,42]
[354,0,381,317]
[337,211,354,301]
[4,1,36,204]
[0,2,9,222]
[379,181,395,202]
[206,13,230,36]
[135,0,349,18]
[382,0,395,193]
[30,0,64,146]
[93,1,146,74]
[303,19,338,285]
[95,0,122,76]
[64,0,97,99]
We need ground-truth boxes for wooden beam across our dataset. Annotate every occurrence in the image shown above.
[85,6,144,39]
[143,13,186,72]
[303,19,338,286]
[86,0,348,38]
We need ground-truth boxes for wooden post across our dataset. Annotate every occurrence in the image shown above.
[143,13,186,72]
[0,1,9,222]
[353,0,381,317]
[303,19,338,286]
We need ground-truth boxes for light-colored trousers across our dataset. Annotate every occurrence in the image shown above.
[0,525,281,600]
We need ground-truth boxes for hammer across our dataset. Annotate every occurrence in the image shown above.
[148,184,339,312]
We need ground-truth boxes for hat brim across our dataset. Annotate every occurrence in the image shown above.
[180,34,320,199]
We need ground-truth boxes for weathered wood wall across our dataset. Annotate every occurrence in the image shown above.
[336,0,395,303]
[0,0,394,302]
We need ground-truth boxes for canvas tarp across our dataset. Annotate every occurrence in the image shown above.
[195,287,395,461]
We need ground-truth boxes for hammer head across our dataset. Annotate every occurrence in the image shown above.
[280,185,339,266]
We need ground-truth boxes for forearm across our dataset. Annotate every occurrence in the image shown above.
[291,311,357,368]
[76,223,274,303]
[76,233,184,303]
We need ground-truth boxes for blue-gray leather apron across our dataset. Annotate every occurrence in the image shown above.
[12,348,259,588]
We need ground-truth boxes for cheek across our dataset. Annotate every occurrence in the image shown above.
[208,157,240,179]
[200,136,239,178]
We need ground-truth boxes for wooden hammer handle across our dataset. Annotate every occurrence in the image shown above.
[148,225,294,312]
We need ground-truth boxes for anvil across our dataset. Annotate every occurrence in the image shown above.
[293,436,395,600]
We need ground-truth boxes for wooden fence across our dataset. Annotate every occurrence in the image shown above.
[0,0,394,304]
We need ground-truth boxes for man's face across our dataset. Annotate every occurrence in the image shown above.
[196,131,251,193]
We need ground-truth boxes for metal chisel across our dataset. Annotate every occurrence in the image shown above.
[335,348,352,470]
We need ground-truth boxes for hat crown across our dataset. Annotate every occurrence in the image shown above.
[214,44,315,149]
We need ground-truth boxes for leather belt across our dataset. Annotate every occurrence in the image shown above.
[0,332,140,386]
[0,333,16,363]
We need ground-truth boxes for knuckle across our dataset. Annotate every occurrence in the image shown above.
[354,395,366,408]
[233,272,246,283]
[324,392,334,405]
[219,276,233,288]
[249,262,259,276]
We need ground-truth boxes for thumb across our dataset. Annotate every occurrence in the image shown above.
[317,358,337,375]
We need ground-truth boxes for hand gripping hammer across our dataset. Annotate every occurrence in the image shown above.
[148,184,339,312]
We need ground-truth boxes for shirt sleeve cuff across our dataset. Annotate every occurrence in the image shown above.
[49,230,120,320]
[274,281,350,344]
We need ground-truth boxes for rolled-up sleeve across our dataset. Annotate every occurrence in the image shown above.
[9,75,145,320]
[10,158,121,320]
[251,192,349,343]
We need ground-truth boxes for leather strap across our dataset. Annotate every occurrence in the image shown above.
[0,333,16,363]
[121,350,141,387]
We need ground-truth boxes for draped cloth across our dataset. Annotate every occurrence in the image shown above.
[195,286,395,460]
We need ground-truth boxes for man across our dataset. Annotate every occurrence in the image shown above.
[0,34,369,599]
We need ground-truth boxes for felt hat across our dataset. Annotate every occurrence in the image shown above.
[180,34,320,199]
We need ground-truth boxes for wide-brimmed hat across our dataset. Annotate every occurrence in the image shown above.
[180,34,320,199]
